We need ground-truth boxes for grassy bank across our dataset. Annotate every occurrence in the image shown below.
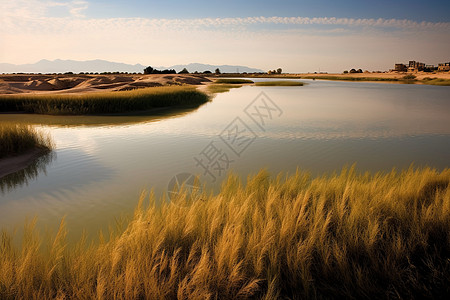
[1,167,449,299]
[0,124,53,158]
[214,78,254,84]
[302,75,400,82]
[255,80,304,86]
[422,78,450,86]
[0,86,209,115]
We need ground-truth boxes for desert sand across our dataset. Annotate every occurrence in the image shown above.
[0,74,211,95]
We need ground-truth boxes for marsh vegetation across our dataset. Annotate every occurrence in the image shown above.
[254,81,304,86]
[0,86,209,115]
[0,124,53,158]
[214,78,254,84]
[1,167,449,299]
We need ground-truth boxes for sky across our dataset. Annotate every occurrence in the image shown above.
[1,0,450,72]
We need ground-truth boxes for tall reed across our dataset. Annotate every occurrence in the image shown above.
[0,166,449,299]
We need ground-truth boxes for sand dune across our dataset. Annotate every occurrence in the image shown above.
[0,74,211,95]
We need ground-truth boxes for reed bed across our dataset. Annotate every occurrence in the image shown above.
[0,86,209,115]
[255,81,304,86]
[214,79,254,84]
[0,124,53,158]
[0,166,449,299]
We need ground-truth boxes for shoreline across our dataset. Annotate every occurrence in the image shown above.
[0,147,50,179]
[213,72,450,85]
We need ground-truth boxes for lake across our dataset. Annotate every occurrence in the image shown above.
[1,79,449,238]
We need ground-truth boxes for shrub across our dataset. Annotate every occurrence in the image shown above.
[403,74,417,80]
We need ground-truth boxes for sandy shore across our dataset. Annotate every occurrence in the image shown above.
[1,72,448,95]
[0,147,50,179]
[215,71,450,81]
[297,71,450,80]
[0,74,211,95]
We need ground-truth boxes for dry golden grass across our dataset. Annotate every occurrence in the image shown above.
[0,86,209,115]
[0,124,53,158]
[1,166,449,299]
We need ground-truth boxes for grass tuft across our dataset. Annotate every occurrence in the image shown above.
[1,166,449,298]
[0,124,53,158]
[0,86,210,115]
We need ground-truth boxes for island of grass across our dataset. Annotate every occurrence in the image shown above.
[205,78,254,94]
[207,79,304,94]
[255,80,304,86]
[0,86,209,115]
[207,84,245,94]
[0,124,53,178]
[1,166,449,299]
[214,78,254,84]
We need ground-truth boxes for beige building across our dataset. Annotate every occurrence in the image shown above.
[438,63,450,72]
[408,61,425,72]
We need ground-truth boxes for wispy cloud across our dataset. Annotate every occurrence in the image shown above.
[2,0,89,19]
[146,16,450,31]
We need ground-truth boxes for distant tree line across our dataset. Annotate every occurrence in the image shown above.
[343,69,363,74]
[267,68,282,75]
[144,66,176,74]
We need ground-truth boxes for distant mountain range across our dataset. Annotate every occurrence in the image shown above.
[0,59,264,74]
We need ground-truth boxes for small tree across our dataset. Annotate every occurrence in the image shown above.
[178,68,189,74]
[276,68,282,74]
[403,74,417,80]
[215,68,221,75]
[343,70,349,74]
[144,66,154,74]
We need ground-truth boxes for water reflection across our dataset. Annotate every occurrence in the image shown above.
[0,150,56,193]
[0,81,448,238]
[0,104,208,127]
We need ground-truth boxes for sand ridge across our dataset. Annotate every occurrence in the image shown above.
[0,74,212,95]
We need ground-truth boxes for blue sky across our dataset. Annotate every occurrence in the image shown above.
[84,0,450,22]
[1,0,449,72]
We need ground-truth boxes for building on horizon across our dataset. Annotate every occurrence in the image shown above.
[408,61,425,72]
[438,62,450,72]
[394,63,407,72]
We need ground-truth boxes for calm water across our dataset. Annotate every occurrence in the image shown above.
[1,79,449,237]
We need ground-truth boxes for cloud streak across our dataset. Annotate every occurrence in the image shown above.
[2,0,89,19]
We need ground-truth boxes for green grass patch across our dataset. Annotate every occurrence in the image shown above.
[422,78,450,86]
[0,124,53,158]
[1,166,449,299]
[255,80,304,86]
[207,84,244,94]
[0,86,210,115]
[214,78,254,84]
